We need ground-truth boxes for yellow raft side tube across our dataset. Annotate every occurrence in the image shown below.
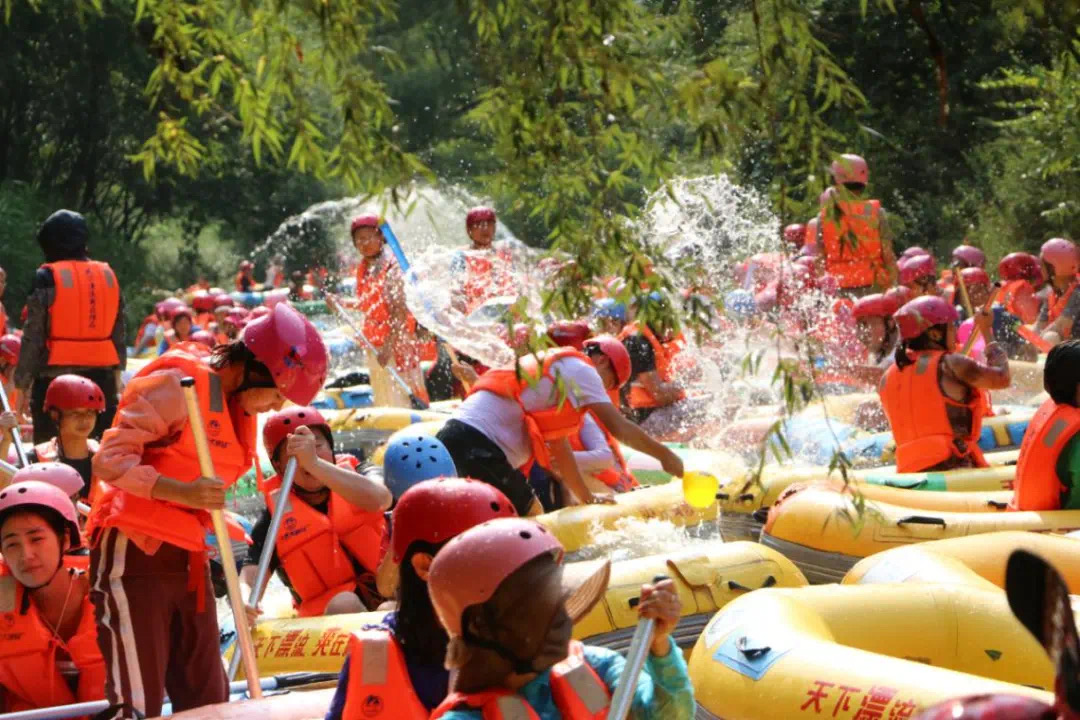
[843,531,1080,593]
[230,541,806,680]
[690,584,1053,720]
[760,485,1080,583]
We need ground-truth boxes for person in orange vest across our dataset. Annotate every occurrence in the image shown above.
[234,260,256,293]
[0,474,105,715]
[158,305,202,355]
[1034,238,1080,346]
[815,154,898,296]
[0,264,9,336]
[618,294,690,424]
[325,478,516,720]
[13,210,126,445]
[189,290,217,330]
[898,252,940,298]
[852,292,901,367]
[938,244,987,297]
[451,207,517,314]
[221,308,249,342]
[22,375,105,496]
[348,214,429,407]
[879,296,1010,473]
[239,406,392,618]
[427,517,694,720]
[995,252,1042,325]
[1011,339,1080,511]
[438,336,683,515]
[591,298,628,336]
[0,334,21,399]
[87,303,328,719]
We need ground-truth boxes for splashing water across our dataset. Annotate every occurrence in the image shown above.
[568,516,724,563]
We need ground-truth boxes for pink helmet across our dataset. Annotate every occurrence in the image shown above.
[0,334,21,366]
[998,253,1043,284]
[830,154,869,185]
[883,285,913,309]
[900,247,931,260]
[262,405,330,460]
[466,206,496,226]
[391,478,516,563]
[852,293,898,320]
[783,224,806,247]
[899,254,937,284]
[224,309,249,328]
[250,306,272,320]
[1040,238,1080,277]
[44,374,106,413]
[952,244,986,269]
[10,463,85,500]
[241,303,329,405]
[894,296,959,341]
[350,214,381,233]
[189,330,217,348]
[912,694,1055,720]
[213,293,235,309]
[0,480,81,549]
[158,297,186,319]
[583,334,632,388]
[170,305,194,324]
[959,267,991,288]
[191,290,216,312]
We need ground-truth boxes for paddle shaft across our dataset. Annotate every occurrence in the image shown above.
[0,382,28,466]
[179,378,262,699]
[607,575,669,720]
[227,457,299,681]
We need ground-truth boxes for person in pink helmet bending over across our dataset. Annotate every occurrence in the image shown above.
[87,304,328,719]
[428,517,695,719]
[1035,238,1080,346]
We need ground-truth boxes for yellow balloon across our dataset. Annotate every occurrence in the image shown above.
[682,470,719,509]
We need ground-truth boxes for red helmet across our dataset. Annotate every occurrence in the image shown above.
[852,293,898,320]
[0,480,81,549]
[189,330,217,348]
[913,694,1055,720]
[213,293,235,309]
[239,260,255,272]
[224,308,250,328]
[959,267,991,288]
[783,224,806,247]
[952,244,986,269]
[547,320,591,350]
[830,154,869,185]
[900,247,931,260]
[10,463,84,500]
[191,290,216,312]
[262,406,330,460]
[466,206,496,226]
[1040,238,1079,277]
[998,253,1043,283]
[250,306,272,320]
[884,286,913,309]
[391,477,516,563]
[583,335,632,387]
[0,334,21,366]
[894,296,959,341]
[899,254,937,284]
[44,374,105,413]
[350,214,381,233]
[241,303,329,406]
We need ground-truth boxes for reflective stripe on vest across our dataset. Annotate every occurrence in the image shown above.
[819,200,886,289]
[879,351,987,473]
[43,261,120,367]
[1011,398,1080,511]
[341,630,428,720]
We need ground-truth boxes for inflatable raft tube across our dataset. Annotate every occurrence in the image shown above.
[224,541,806,680]
[164,688,336,720]
[310,385,374,410]
[759,484,1080,583]
[690,584,1053,720]
[843,531,1080,593]
[325,407,449,457]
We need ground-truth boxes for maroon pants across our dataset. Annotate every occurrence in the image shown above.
[89,528,228,718]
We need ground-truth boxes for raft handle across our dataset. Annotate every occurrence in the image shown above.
[627,574,671,608]
[737,493,756,502]
[727,575,776,592]
[735,635,771,659]
[716,492,730,500]
[896,515,947,528]
[987,500,1009,510]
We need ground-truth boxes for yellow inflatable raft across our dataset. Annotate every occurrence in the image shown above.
[690,584,1053,719]
[325,406,449,455]
[760,484,1080,582]
[227,540,806,680]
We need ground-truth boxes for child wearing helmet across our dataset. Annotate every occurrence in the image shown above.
[899,253,940,299]
[852,293,901,367]
[1035,238,1080,346]
[157,305,203,356]
[996,252,1043,326]
[451,207,518,314]
[239,406,392,618]
[22,375,106,495]
[325,478,517,720]
[879,297,1011,473]
[0,334,22,398]
[235,259,256,293]
[88,303,329,718]
[0,476,105,715]
[427,517,695,720]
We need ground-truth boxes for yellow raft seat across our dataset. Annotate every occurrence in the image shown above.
[759,484,1080,583]
[227,540,806,680]
[690,583,1053,719]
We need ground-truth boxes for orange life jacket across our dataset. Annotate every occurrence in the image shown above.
[42,261,120,367]
[1045,280,1079,324]
[819,200,887,289]
[341,629,429,720]
[260,470,386,618]
[1010,398,1080,511]
[235,272,253,292]
[86,348,254,555]
[468,348,593,469]
[0,307,8,337]
[133,314,158,348]
[430,641,610,720]
[568,413,638,492]
[617,324,687,410]
[460,247,515,313]
[996,280,1033,320]
[354,255,421,350]
[879,350,988,473]
[0,570,105,716]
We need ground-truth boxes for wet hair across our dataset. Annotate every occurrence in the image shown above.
[0,506,68,549]
[208,340,275,389]
[1044,340,1080,406]
[395,540,449,665]
[894,324,948,370]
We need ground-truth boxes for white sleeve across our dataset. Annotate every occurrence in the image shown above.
[574,415,616,473]
[553,358,612,409]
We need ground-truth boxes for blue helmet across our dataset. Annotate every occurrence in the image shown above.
[725,289,757,319]
[592,297,628,322]
[383,433,458,500]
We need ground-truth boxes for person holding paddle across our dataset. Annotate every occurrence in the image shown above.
[87,304,328,719]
